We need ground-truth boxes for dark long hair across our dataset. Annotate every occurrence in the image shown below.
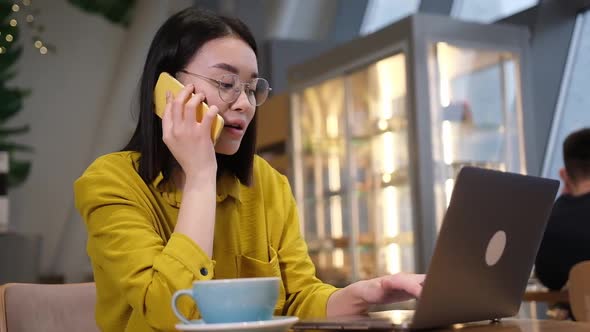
[123,7,258,186]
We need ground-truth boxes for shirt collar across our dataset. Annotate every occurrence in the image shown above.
[152,172,241,207]
[216,173,241,203]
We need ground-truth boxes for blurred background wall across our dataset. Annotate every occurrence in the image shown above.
[2,0,589,283]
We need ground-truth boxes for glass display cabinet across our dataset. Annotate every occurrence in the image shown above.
[288,14,536,287]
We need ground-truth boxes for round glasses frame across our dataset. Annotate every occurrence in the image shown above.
[179,70,272,106]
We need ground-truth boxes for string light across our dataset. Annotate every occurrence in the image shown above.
[1,1,55,56]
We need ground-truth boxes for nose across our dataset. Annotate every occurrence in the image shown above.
[231,86,253,112]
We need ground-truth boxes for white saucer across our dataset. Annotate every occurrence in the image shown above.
[175,316,299,332]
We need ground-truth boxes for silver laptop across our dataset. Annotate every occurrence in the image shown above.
[294,166,559,330]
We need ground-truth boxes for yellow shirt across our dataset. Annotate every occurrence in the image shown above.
[74,151,337,332]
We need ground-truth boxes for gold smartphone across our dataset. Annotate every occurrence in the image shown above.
[153,72,224,143]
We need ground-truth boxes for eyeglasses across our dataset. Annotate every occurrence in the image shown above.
[179,70,271,106]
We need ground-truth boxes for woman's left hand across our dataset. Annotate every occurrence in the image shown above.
[327,273,426,317]
[355,273,425,305]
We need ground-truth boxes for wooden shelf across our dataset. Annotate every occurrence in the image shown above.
[306,232,414,253]
[256,93,290,175]
[256,93,289,149]
[523,290,569,304]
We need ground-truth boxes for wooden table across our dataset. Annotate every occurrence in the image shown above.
[294,319,590,331]
[420,319,588,331]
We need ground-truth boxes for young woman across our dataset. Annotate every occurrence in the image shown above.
[74,7,424,332]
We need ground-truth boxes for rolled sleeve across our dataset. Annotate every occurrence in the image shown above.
[276,175,339,318]
[157,233,216,281]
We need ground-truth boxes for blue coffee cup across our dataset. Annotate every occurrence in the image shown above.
[171,277,280,324]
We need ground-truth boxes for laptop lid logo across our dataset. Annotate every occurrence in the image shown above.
[485,230,506,266]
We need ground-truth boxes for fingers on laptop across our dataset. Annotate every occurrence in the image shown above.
[382,273,425,298]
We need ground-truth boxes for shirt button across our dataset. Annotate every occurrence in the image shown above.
[200,267,208,276]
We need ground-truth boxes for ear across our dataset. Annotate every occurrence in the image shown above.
[559,167,567,182]
[559,167,572,194]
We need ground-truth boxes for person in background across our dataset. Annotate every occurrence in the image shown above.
[535,127,590,291]
[74,7,424,332]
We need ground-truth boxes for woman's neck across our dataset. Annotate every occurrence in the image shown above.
[172,170,186,191]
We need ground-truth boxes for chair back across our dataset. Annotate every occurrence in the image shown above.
[0,282,99,332]
[569,261,590,322]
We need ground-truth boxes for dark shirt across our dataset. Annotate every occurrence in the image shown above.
[535,192,590,290]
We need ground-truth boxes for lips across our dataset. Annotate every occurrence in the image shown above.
[225,123,243,130]
[223,119,246,131]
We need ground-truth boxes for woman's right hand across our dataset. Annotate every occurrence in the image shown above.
[164,84,218,256]
[161,84,219,181]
